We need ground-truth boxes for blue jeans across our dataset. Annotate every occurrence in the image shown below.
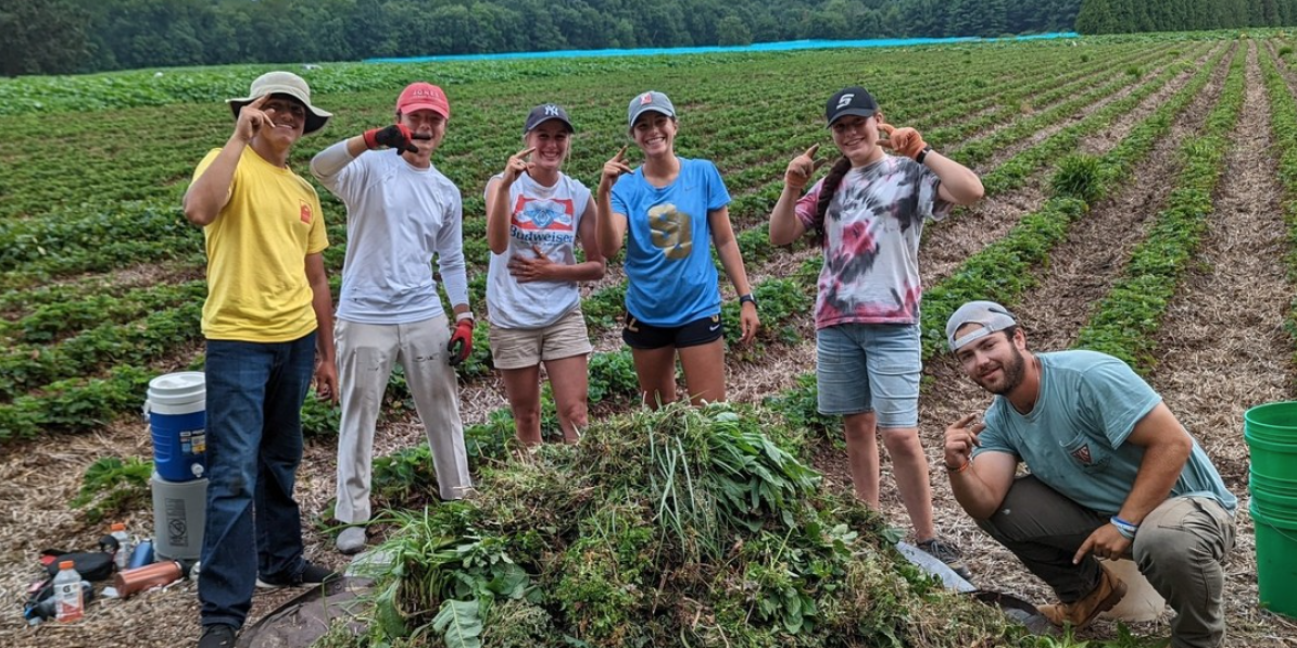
[199,333,316,628]
[815,323,921,428]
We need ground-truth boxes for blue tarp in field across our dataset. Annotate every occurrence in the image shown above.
[365,33,1079,65]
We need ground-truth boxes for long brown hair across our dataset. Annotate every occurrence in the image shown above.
[811,156,852,245]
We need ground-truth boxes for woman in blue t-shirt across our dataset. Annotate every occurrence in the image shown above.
[595,90,759,407]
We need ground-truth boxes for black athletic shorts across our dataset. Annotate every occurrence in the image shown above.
[622,312,724,350]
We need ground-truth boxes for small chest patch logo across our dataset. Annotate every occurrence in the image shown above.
[1071,444,1093,465]
[299,201,313,224]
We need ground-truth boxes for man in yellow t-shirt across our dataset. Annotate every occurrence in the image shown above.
[182,71,339,648]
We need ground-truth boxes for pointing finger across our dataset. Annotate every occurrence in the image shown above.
[516,146,536,158]
[804,143,820,159]
[249,95,270,109]
[1074,537,1094,565]
[877,122,895,135]
[956,412,978,426]
[615,145,628,160]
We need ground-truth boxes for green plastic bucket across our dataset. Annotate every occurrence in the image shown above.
[1245,401,1297,441]
[1252,502,1297,619]
[1244,431,1297,485]
[1251,473,1297,500]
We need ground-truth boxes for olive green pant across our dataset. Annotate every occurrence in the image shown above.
[974,476,1235,648]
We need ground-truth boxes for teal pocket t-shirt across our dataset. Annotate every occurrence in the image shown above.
[973,350,1237,515]
[610,158,730,327]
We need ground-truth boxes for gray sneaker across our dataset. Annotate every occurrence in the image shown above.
[918,537,973,581]
[336,527,367,555]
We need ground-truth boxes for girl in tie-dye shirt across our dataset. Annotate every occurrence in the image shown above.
[768,86,985,577]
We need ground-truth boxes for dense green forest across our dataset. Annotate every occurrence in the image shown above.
[4,0,1080,76]
[1076,0,1297,33]
[7,0,1297,77]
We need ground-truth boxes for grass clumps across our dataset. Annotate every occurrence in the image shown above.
[332,403,1034,648]
[1051,154,1105,204]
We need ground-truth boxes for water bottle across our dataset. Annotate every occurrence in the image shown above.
[110,522,132,572]
[53,561,84,623]
[128,539,155,569]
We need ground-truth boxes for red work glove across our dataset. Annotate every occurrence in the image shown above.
[362,124,418,154]
[447,317,474,366]
[878,123,928,161]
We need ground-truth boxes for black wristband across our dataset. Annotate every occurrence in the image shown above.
[916,145,933,165]
[739,293,758,310]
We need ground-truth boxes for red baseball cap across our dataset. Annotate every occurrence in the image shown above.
[396,82,450,119]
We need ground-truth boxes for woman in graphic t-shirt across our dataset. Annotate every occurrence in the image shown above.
[486,104,605,446]
[595,90,760,408]
[768,86,985,577]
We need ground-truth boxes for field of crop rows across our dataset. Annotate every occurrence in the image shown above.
[1,32,1295,647]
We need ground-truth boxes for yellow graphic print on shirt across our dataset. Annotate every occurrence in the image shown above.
[648,203,692,260]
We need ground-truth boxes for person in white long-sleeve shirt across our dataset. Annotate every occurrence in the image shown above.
[310,82,475,554]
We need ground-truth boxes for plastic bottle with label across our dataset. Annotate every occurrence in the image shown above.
[110,522,132,571]
[53,561,84,623]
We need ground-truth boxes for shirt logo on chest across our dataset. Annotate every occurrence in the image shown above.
[299,200,314,224]
[1070,444,1093,465]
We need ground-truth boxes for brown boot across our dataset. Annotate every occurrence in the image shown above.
[1038,562,1128,630]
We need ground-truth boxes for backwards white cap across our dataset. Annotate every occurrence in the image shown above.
[946,300,1018,352]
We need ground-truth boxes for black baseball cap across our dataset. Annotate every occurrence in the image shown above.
[523,104,574,134]
[825,86,879,127]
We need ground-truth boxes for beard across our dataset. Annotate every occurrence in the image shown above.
[976,345,1027,395]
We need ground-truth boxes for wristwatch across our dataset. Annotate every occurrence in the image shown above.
[739,293,758,310]
[916,145,934,165]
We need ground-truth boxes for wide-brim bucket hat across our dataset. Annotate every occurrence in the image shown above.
[227,71,331,135]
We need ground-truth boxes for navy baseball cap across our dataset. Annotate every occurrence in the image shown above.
[825,86,879,127]
[524,103,574,134]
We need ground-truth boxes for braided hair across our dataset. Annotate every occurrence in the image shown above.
[810,156,853,246]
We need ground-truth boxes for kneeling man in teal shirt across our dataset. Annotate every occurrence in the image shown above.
[943,300,1236,648]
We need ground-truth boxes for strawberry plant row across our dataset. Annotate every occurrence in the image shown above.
[1074,48,1246,369]
[1260,42,1297,388]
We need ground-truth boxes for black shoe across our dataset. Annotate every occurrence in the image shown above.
[918,537,973,581]
[198,624,237,648]
[256,561,340,589]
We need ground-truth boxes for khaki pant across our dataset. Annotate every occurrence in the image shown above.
[334,316,472,522]
[976,476,1235,648]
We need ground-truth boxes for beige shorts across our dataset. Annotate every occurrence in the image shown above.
[489,308,593,370]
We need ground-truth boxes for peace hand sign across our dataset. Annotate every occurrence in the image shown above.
[785,144,827,190]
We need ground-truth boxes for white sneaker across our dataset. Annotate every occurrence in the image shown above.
[336,527,367,555]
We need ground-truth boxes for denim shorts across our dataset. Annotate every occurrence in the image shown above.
[816,323,921,428]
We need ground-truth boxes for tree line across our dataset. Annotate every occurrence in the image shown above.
[3,0,1081,77]
[1076,0,1297,33]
